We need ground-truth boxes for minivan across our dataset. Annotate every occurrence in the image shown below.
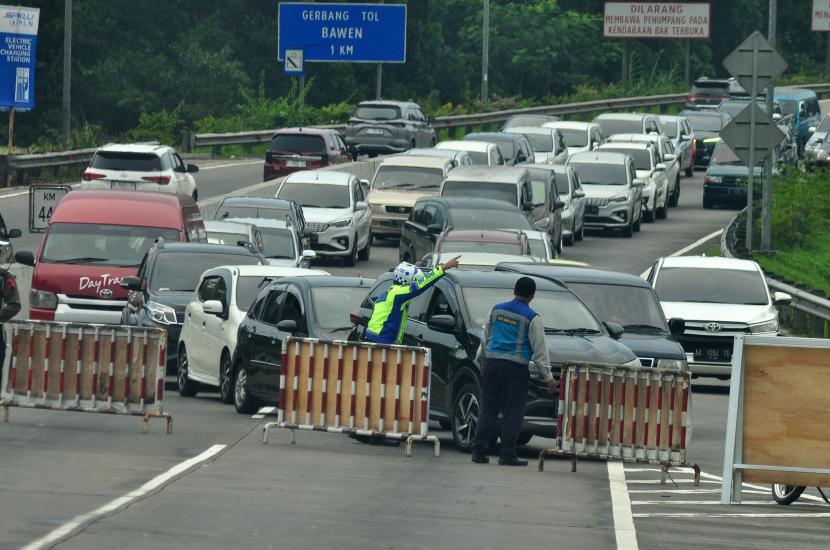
[439,166,534,223]
[775,88,821,153]
[15,191,206,324]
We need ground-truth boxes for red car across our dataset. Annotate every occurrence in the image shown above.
[263,128,351,181]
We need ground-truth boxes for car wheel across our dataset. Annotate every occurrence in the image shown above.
[452,382,481,453]
[576,221,585,241]
[358,233,372,261]
[343,235,358,267]
[669,178,680,207]
[702,194,714,209]
[177,345,199,398]
[191,189,199,202]
[555,232,563,256]
[219,351,234,405]
[633,207,642,232]
[643,208,655,223]
[657,194,668,219]
[622,217,633,238]
[563,222,575,247]
[233,362,258,414]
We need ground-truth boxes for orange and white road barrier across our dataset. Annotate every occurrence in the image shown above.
[1,321,172,434]
[262,337,438,457]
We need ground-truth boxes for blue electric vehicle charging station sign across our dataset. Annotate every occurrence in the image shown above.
[0,5,39,110]
[278,3,406,63]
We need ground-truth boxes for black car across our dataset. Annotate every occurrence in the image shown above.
[680,110,731,168]
[684,77,746,110]
[463,132,534,166]
[0,211,21,264]
[120,241,265,370]
[230,276,373,414]
[501,114,560,131]
[398,197,534,264]
[213,196,309,240]
[349,270,639,452]
[496,264,687,370]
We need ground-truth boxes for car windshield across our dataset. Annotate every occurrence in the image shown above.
[438,241,523,255]
[596,119,642,137]
[524,134,554,152]
[354,105,401,120]
[269,134,326,154]
[41,223,180,267]
[559,129,589,147]
[569,162,628,185]
[451,208,532,231]
[463,287,601,331]
[311,286,368,330]
[90,152,162,172]
[372,166,443,190]
[817,117,830,133]
[150,252,261,292]
[710,143,742,165]
[442,181,517,205]
[278,183,350,208]
[685,114,725,132]
[654,267,769,305]
[206,231,250,246]
[235,276,268,312]
[526,239,548,259]
[600,148,652,171]
[215,204,289,221]
[567,283,667,331]
[259,227,296,259]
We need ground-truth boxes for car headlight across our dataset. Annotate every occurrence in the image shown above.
[30,289,58,310]
[370,204,384,214]
[146,301,177,325]
[704,175,722,185]
[330,218,352,228]
[657,358,687,370]
[621,357,643,368]
[749,319,778,334]
[534,218,550,230]
[818,149,829,160]
[610,194,630,203]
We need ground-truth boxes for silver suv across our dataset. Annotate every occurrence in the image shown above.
[566,151,643,238]
[344,100,436,159]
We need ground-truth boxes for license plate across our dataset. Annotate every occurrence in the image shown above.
[381,220,402,227]
[366,129,384,135]
[111,181,136,190]
[286,160,306,168]
[693,347,732,363]
[586,205,599,215]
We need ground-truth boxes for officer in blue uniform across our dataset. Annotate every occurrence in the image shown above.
[471,276,557,466]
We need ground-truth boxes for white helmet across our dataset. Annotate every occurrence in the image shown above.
[393,262,420,285]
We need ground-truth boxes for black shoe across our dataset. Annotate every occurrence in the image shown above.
[498,457,528,467]
[471,454,489,464]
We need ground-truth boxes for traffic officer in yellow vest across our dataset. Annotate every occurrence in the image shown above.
[471,276,557,466]
[0,267,21,379]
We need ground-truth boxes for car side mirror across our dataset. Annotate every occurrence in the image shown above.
[349,308,371,326]
[14,250,34,266]
[186,164,199,174]
[120,276,142,291]
[631,179,644,187]
[7,228,21,239]
[604,321,624,340]
[301,249,317,259]
[277,319,298,333]
[572,189,585,198]
[427,314,456,333]
[808,126,816,134]
[680,134,690,141]
[359,178,370,190]
[426,223,443,235]
[203,300,224,316]
[655,163,666,171]
[663,154,675,162]
[554,199,566,210]
[668,317,685,336]
[355,201,368,211]
[773,291,792,305]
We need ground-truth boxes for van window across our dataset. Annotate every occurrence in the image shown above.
[41,223,180,267]
[90,152,162,172]
[442,181,517,205]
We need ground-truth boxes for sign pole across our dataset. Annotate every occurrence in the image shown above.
[827,32,830,78]
[761,0,777,251]
[746,34,760,253]
[298,74,305,111]
[684,40,691,89]
[376,64,382,99]
[7,108,14,154]
[63,0,72,146]
[481,0,489,104]
[622,39,629,94]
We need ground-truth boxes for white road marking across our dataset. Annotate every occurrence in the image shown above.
[631,500,825,507]
[698,470,826,503]
[627,488,769,495]
[633,512,830,519]
[639,228,724,277]
[199,159,263,171]
[251,414,265,419]
[608,462,639,550]
[21,444,226,550]
[626,479,720,485]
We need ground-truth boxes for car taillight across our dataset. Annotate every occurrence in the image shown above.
[82,171,106,181]
[142,175,171,185]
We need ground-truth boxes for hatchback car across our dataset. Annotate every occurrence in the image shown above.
[658,115,696,177]
[213,197,309,240]
[81,143,199,200]
[344,100,436,158]
[463,132,534,166]
[504,126,568,165]
[543,121,604,156]
[230,276,373,413]
[176,265,328,402]
[263,128,351,182]
[646,256,791,378]
[398,197,533,263]
[593,113,663,138]
[567,151,643,237]
[350,270,639,450]
[277,170,371,265]
[434,140,504,166]
[680,110,731,168]
[596,142,668,221]
[0,212,21,264]
[120,241,266,370]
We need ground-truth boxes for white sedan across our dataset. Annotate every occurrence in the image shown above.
[177,264,328,401]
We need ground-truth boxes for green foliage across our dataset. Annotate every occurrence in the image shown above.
[128,105,186,147]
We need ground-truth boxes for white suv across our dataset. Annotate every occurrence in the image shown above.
[596,142,668,222]
[647,256,791,378]
[606,133,681,208]
[177,264,328,401]
[276,170,372,266]
[81,144,199,200]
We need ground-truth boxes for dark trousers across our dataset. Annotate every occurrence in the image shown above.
[471,359,530,460]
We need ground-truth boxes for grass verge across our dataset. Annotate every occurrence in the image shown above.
[754,232,830,296]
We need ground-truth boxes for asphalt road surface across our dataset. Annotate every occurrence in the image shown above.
[1,162,828,550]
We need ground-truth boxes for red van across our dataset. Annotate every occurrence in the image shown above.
[16,191,206,323]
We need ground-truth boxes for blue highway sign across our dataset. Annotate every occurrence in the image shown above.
[0,5,39,111]
[278,2,406,63]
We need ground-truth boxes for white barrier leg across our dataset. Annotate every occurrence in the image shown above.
[262,422,274,444]
[405,436,413,457]
[3,405,8,423]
